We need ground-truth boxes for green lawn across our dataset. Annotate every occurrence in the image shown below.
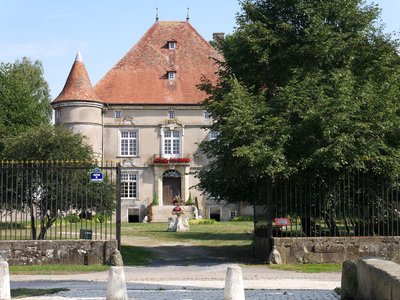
[268,263,342,273]
[10,264,109,275]
[121,221,254,247]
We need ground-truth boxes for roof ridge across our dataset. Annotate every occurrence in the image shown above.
[93,21,222,104]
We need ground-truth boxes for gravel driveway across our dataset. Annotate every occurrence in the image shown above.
[10,232,341,299]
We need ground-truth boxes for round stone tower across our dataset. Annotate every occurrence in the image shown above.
[52,51,104,159]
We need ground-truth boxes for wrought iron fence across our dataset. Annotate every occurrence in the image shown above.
[0,161,121,245]
[254,171,400,238]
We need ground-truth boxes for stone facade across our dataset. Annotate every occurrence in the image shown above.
[0,240,117,265]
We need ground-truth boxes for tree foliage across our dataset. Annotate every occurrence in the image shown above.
[199,0,400,233]
[1,124,93,161]
[0,58,52,145]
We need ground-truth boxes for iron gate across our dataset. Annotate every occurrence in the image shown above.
[0,161,121,248]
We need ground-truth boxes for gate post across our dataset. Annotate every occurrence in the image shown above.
[115,163,122,250]
[253,178,274,261]
[265,177,274,255]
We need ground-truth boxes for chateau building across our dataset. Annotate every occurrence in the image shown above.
[52,20,252,222]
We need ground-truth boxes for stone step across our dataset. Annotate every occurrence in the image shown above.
[151,205,195,222]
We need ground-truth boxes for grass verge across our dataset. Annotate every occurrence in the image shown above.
[11,288,69,298]
[120,245,154,266]
[268,263,342,273]
[10,264,109,275]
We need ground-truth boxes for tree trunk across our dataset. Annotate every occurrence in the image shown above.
[30,204,36,240]
[300,216,316,236]
[38,217,54,240]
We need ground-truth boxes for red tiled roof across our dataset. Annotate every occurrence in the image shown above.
[53,52,103,104]
[94,21,223,104]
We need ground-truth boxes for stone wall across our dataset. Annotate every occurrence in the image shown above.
[273,236,400,264]
[0,240,117,265]
[341,258,400,300]
[357,258,400,300]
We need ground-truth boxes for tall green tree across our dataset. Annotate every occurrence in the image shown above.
[0,58,52,151]
[2,124,92,161]
[199,0,400,235]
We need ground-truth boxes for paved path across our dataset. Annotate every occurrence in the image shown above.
[11,264,340,300]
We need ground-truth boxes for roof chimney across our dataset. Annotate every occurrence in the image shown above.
[213,32,225,42]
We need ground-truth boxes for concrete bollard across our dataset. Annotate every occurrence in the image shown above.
[106,266,128,300]
[0,261,11,300]
[223,266,245,300]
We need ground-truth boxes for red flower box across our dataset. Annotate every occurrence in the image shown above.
[153,157,190,164]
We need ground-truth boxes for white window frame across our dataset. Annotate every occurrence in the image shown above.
[230,211,237,220]
[203,110,211,120]
[119,129,138,157]
[115,110,122,119]
[56,109,62,118]
[162,128,182,158]
[168,41,176,49]
[209,130,219,140]
[121,171,138,199]
[168,111,175,119]
[168,71,176,80]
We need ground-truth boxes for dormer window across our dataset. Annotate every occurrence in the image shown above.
[168,71,176,80]
[168,41,177,49]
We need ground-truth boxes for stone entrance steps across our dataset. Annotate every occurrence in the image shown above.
[151,205,195,222]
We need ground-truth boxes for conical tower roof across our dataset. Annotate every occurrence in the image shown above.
[53,51,103,103]
[94,21,223,104]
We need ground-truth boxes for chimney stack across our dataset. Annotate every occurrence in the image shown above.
[213,32,225,42]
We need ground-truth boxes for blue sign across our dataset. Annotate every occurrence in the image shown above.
[90,168,103,183]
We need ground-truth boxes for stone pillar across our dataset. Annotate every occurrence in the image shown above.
[223,266,245,300]
[154,167,163,206]
[341,260,358,300]
[0,261,11,300]
[182,165,190,202]
[106,266,128,300]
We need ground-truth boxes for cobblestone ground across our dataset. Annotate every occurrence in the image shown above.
[22,288,339,300]
[13,264,341,300]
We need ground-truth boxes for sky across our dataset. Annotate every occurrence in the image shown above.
[0,0,399,100]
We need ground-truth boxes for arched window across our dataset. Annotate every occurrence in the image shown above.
[163,170,181,178]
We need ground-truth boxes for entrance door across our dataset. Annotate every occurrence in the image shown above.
[163,177,181,205]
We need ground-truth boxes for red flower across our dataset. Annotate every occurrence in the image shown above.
[153,157,190,164]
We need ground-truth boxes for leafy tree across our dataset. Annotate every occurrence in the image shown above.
[199,0,400,236]
[0,58,52,151]
[1,125,115,240]
[1,124,92,161]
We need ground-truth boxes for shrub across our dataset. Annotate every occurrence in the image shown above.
[152,192,159,206]
[186,192,193,205]
[146,203,153,222]
[65,213,80,223]
[188,218,216,225]
[94,212,111,223]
